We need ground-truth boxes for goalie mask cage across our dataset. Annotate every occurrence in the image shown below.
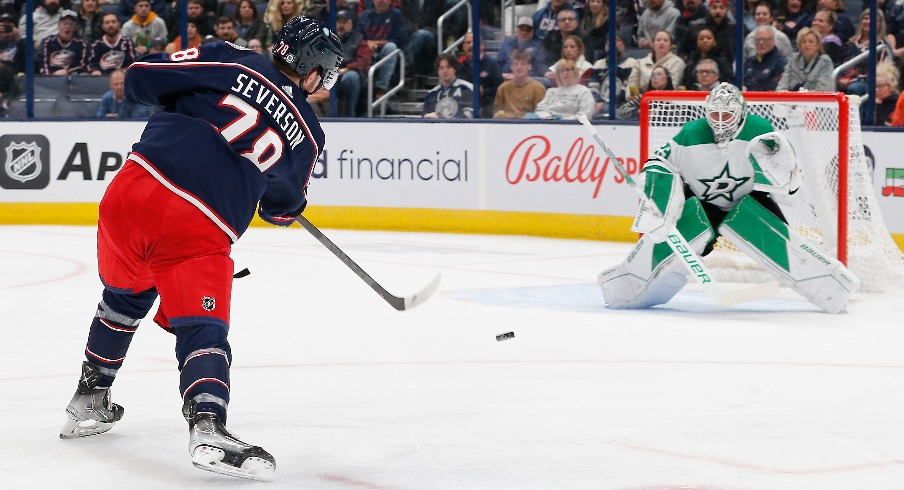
[640,90,904,293]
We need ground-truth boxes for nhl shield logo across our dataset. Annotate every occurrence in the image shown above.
[0,135,50,190]
[202,296,216,311]
[6,141,42,183]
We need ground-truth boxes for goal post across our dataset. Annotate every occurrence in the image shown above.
[639,90,904,292]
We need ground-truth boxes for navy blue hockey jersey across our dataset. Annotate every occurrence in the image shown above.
[124,41,324,241]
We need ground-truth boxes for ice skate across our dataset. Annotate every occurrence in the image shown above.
[183,400,275,481]
[60,361,124,439]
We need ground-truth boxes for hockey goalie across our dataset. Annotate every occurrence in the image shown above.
[599,83,860,313]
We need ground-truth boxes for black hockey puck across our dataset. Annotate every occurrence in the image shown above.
[233,268,251,278]
[496,331,515,342]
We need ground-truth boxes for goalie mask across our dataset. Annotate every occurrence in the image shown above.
[705,83,747,148]
[271,16,343,92]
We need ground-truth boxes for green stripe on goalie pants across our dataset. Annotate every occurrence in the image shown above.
[720,195,791,271]
[652,197,713,269]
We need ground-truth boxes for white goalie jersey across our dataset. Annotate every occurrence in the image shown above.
[646,114,778,211]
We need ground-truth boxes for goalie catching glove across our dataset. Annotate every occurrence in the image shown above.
[747,131,801,199]
[631,164,685,243]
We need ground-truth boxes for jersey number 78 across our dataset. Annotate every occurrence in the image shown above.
[170,47,285,173]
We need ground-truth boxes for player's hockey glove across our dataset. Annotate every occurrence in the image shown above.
[747,131,801,200]
[631,165,685,243]
[258,202,306,227]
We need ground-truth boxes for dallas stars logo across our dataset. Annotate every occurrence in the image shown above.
[698,162,750,202]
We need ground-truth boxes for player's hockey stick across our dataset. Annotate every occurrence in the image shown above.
[576,115,779,306]
[295,215,441,311]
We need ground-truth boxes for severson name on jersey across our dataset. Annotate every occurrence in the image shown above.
[229,73,306,149]
[124,41,324,242]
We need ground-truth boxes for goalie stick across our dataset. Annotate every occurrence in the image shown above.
[576,115,779,306]
[295,215,441,311]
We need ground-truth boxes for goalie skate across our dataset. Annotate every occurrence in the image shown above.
[184,401,275,481]
[60,361,124,439]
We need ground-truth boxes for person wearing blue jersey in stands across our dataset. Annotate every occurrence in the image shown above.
[60,15,342,482]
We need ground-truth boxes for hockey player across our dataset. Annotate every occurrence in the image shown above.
[599,83,860,313]
[59,16,343,481]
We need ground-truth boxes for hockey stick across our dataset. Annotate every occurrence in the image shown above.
[295,215,441,311]
[576,115,779,306]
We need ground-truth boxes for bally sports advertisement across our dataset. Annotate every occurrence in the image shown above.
[0,120,901,247]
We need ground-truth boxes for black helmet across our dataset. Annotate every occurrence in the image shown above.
[271,16,343,90]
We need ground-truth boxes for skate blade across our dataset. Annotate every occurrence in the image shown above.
[59,417,115,439]
[191,446,275,482]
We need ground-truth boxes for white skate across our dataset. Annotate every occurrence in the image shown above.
[184,401,275,481]
[60,361,124,439]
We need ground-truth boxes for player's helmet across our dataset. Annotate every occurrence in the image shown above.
[271,15,343,91]
[705,82,747,148]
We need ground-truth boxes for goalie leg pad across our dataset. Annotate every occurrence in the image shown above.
[600,197,714,309]
[718,195,861,314]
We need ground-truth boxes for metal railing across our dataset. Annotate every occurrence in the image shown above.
[367,48,406,118]
[501,0,516,36]
[438,0,472,55]
[832,43,891,79]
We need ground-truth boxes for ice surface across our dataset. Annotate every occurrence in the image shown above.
[2,225,903,489]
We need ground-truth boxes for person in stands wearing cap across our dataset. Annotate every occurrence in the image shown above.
[18,0,63,48]
[121,0,168,56]
[147,36,166,53]
[38,10,88,75]
[306,9,369,116]
[682,0,736,59]
[497,16,546,82]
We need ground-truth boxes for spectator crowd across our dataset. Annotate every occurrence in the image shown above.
[0,0,902,124]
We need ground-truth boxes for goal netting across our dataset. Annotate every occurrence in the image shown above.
[640,91,904,293]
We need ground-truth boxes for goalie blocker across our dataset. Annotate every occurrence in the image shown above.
[600,194,859,313]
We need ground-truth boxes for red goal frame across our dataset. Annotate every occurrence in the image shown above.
[638,91,851,264]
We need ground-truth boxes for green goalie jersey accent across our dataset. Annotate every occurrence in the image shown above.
[650,115,775,211]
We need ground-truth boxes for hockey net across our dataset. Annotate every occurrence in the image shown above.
[640,91,904,293]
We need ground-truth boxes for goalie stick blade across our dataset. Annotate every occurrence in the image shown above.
[714,280,780,306]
